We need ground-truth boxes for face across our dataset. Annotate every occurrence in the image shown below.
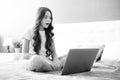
[41,11,52,29]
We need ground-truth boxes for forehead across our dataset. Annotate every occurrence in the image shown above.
[45,11,51,17]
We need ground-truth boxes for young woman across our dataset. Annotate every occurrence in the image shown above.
[22,7,66,72]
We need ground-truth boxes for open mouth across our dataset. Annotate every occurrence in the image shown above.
[46,23,49,25]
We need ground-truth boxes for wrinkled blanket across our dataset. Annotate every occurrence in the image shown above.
[0,53,120,80]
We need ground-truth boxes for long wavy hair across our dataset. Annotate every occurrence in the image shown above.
[33,7,54,60]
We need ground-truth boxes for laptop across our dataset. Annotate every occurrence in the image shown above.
[61,48,104,75]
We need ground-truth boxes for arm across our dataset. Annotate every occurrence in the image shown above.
[51,41,64,70]
[22,39,33,59]
[52,41,59,61]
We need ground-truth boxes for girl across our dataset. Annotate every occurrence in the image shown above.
[22,7,66,72]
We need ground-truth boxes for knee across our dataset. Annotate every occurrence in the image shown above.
[29,55,42,62]
[27,55,45,71]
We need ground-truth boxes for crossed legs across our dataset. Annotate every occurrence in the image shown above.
[27,55,67,72]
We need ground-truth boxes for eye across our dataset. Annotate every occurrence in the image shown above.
[44,16,47,19]
[49,16,52,19]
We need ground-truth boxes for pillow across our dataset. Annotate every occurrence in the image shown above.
[101,42,120,61]
[77,43,105,49]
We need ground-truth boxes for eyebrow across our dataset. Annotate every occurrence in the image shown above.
[44,15,51,18]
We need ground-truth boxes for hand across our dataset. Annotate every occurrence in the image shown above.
[52,59,62,70]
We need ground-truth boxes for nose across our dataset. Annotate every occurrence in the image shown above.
[47,18,51,23]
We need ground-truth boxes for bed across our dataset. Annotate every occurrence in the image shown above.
[1,21,120,80]
[0,53,120,80]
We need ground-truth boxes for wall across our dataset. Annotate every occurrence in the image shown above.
[0,0,120,52]
[43,0,120,23]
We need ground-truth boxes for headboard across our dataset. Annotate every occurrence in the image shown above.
[54,20,120,60]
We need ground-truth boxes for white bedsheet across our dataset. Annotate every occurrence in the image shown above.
[0,53,120,80]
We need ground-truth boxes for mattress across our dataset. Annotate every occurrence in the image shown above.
[0,53,120,80]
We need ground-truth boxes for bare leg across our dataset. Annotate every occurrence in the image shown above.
[27,54,68,72]
[27,55,53,72]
